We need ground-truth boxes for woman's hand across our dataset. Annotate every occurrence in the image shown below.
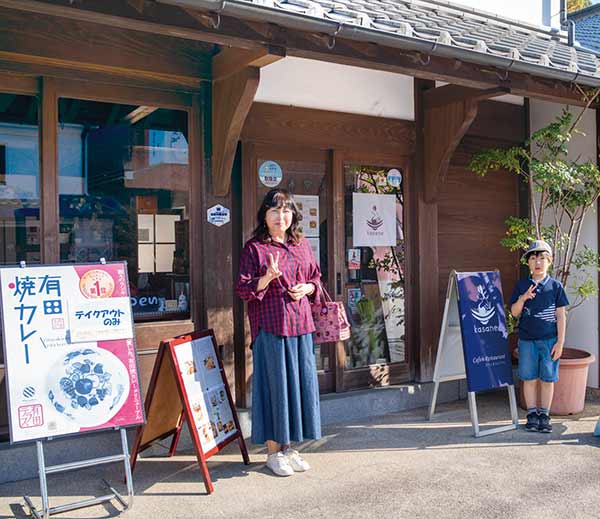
[287,283,314,301]
[256,252,282,292]
[265,252,281,280]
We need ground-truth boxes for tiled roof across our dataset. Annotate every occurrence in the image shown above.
[570,5,600,54]
[235,0,600,80]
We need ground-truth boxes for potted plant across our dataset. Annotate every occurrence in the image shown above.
[469,91,599,414]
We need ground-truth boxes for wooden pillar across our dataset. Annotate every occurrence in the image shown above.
[414,78,439,382]
[189,92,206,331]
[331,150,346,392]
[200,82,238,388]
[39,77,59,263]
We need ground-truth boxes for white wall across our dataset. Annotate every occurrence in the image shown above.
[530,99,599,387]
[449,0,561,29]
[255,57,415,120]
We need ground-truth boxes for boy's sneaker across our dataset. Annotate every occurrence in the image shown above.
[538,413,552,433]
[265,452,294,477]
[525,411,539,432]
[282,448,310,472]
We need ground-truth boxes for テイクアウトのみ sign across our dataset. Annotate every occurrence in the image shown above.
[0,262,143,443]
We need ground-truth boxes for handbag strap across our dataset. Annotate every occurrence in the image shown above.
[314,281,333,303]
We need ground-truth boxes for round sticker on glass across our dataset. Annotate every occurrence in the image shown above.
[258,161,283,188]
[387,168,402,188]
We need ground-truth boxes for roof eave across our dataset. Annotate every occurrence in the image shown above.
[159,0,600,88]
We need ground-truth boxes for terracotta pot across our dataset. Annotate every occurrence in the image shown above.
[514,347,595,415]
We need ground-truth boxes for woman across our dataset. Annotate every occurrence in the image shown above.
[236,188,322,477]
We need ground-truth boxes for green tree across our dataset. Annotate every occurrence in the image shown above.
[568,0,592,13]
[469,88,600,311]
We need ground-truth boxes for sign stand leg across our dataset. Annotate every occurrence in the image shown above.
[468,392,480,437]
[23,429,134,518]
[468,386,519,438]
[427,381,440,421]
[168,416,185,457]
[508,385,519,427]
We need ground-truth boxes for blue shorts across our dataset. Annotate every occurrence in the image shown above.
[518,337,560,383]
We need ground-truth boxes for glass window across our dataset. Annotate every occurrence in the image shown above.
[343,164,405,368]
[0,93,40,266]
[256,156,331,371]
[58,99,190,322]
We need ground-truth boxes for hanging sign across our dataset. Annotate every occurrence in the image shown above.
[207,204,230,227]
[347,249,361,270]
[386,169,402,188]
[428,270,518,437]
[294,195,319,237]
[130,330,249,494]
[352,193,397,247]
[0,262,143,443]
[258,160,283,188]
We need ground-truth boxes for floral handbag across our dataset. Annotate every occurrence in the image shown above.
[311,284,351,344]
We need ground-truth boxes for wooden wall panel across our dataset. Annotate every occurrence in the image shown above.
[438,132,521,317]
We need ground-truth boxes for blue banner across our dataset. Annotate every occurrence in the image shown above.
[456,271,514,393]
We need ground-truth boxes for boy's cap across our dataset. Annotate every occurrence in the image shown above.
[522,240,552,261]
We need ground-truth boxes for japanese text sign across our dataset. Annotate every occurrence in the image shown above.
[0,262,144,443]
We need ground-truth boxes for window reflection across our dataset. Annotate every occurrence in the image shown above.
[58,99,190,321]
[344,164,405,368]
[0,93,40,265]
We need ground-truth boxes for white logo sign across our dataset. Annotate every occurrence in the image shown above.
[471,285,495,326]
[207,204,230,227]
[352,193,397,247]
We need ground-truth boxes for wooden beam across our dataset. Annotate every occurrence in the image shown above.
[423,85,510,110]
[422,89,482,203]
[212,67,259,196]
[0,7,211,88]
[212,46,285,81]
[0,0,595,106]
[0,72,37,95]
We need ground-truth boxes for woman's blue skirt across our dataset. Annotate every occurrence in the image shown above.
[251,330,322,445]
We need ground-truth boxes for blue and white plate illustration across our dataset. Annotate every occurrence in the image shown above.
[46,347,129,428]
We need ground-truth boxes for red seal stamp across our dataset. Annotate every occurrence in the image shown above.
[18,404,44,428]
[79,269,115,299]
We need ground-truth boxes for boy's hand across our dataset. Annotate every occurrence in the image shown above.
[551,342,564,361]
[520,283,537,303]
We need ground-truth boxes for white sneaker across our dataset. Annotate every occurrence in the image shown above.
[266,452,294,477]
[282,448,310,472]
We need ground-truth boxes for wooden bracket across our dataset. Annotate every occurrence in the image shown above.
[212,67,259,196]
[212,45,284,81]
[423,85,510,203]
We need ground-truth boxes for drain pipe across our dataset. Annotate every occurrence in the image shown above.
[560,0,576,46]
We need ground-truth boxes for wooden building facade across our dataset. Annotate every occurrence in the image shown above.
[0,0,595,440]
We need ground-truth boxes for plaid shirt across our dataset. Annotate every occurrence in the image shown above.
[236,236,322,341]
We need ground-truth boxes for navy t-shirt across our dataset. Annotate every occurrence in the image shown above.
[509,276,569,340]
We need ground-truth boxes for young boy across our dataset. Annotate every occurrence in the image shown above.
[509,240,569,433]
